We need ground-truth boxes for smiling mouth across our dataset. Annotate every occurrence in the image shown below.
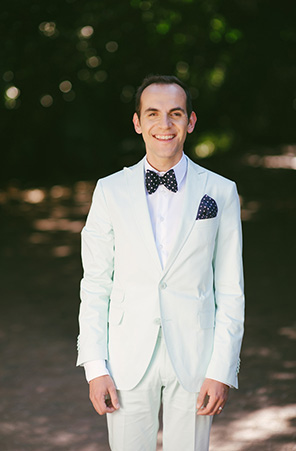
[153,134,176,141]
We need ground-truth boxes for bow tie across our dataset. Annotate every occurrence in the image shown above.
[145,169,178,194]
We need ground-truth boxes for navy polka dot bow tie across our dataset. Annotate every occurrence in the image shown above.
[145,169,178,194]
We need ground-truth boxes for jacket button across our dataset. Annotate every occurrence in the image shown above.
[160,282,167,289]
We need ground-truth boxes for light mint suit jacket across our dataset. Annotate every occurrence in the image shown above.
[77,156,245,392]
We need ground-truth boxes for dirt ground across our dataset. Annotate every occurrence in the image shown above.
[0,157,295,450]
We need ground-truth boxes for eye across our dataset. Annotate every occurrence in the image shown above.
[171,111,184,118]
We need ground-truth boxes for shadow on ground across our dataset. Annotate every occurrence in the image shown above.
[0,155,295,450]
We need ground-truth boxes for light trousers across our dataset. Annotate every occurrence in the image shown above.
[106,329,213,451]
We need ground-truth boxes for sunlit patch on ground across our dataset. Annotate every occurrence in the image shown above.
[210,405,296,450]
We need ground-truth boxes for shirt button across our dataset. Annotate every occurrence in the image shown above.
[154,318,161,325]
[160,282,167,290]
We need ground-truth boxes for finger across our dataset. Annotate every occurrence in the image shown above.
[91,395,110,415]
[90,390,116,415]
[211,393,228,416]
[201,399,226,416]
[215,404,225,415]
[197,396,218,416]
[196,387,208,410]
[210,401,223,416]
[98,396,118,415]
[108,386,120,410]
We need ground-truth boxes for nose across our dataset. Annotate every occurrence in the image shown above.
[159,113,172,129]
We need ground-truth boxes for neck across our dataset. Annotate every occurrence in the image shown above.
[146,153,183,172]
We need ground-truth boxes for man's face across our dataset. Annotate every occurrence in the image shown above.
[133,83,197,170]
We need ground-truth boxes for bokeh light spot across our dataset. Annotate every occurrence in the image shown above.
[63,91,76,102]
[139,1,152,10]
[5,99,18,110]
[173,33,186,45]
[39,22,57,37]
[40,95,53,107]
[106,41,118,52]
[194,132,233,158]
[120,85,135,103]
[59,80,72,93]
[5,85,21,109]
[225,29,243,43]
[195,140,216,158]
[156,22,170,34]
[23,189,46,203]
[86,56,101,68]
[79,26,94,38]
[3,71,14,82]
[6,86,20,100]
[176,61,189,80]
[94,70,107,82]
[209,30,222,43]
[211,17,226,32]
[208,66,225,88]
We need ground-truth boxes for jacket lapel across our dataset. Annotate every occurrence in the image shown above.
[163,158,208,276]
[124,157,208,276]
[125,158,163,272]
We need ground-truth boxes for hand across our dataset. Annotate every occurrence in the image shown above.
[196,378,229,416]
[89,375,120,415]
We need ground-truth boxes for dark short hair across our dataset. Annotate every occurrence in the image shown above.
[135,74,193,119]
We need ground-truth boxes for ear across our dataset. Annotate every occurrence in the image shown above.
[133,113,142,134]
[187,111,197,134]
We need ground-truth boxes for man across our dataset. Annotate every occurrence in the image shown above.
[77,75,244,450]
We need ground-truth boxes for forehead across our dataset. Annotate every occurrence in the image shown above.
[140,83,187,113]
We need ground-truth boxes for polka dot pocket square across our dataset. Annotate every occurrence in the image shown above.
[196,194,218,220]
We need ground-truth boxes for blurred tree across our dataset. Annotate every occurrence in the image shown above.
[0,0,295,184]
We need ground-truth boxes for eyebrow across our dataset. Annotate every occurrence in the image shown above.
[144,107,186,114]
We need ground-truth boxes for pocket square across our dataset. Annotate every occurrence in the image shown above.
[196,194,218,220]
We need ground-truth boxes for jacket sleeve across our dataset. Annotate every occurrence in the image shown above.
[76,180,115,366]
[205,181,245,388]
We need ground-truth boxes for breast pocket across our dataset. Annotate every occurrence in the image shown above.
[193,217,219,243]
[195,216,218,227]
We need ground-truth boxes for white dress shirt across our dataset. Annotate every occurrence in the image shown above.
[84,154,188,382]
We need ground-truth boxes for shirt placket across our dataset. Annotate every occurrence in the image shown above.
[156,185,169,268]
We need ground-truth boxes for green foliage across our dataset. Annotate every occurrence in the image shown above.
[0,0,295,183]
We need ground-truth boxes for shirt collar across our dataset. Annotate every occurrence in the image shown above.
[144,153,187,189]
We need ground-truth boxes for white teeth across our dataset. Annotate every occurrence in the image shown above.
[154,135,175,140]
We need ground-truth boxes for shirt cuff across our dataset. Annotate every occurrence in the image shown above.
[83,359,110,383]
